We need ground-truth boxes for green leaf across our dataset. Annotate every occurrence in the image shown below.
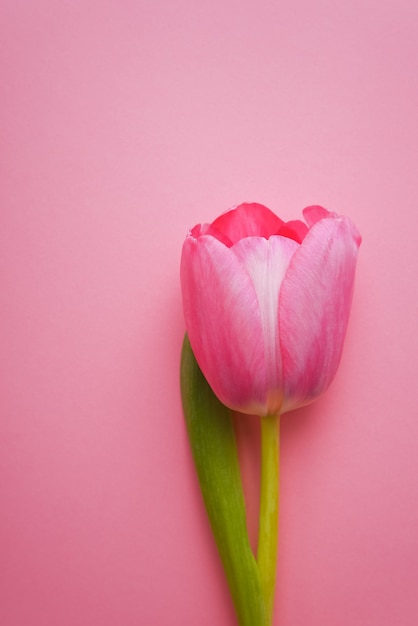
[180,335,267,626]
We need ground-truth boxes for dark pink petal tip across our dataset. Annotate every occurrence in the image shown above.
[210,202,284,244]
[190,222,234,246]
[277,220,309,243]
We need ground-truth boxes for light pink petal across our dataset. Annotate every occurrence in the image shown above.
[210,203,284,244]
[303,205,332,226]
[232,235,299,414]
[181,235,268,415]
[279,216,361,412]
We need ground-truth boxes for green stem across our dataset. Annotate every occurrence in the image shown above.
[257,413,280,625]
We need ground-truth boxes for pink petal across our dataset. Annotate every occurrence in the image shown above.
[210,203,284,244]
[180,235,268,414]
[277,220,309,243]
[303,205,332,226]
[232,235,299,414]
[191,222,233,247]
[279,216,361,412]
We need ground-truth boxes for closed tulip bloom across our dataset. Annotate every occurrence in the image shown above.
[181,203,361,416]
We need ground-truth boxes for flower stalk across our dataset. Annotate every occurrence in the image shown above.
[257,414,280,625]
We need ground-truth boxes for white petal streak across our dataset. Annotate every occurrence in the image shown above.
[232,235,299,412]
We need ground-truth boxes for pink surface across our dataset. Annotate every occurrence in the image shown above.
[1,1,417,625]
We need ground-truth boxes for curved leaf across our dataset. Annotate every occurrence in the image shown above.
[180,335,267,626]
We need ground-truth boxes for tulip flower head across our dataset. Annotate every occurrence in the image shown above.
[181,203,361,416]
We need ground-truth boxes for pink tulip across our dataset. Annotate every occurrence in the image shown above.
[181,203,361,416]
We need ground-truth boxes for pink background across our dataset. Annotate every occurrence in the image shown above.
[1,1,417,625]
